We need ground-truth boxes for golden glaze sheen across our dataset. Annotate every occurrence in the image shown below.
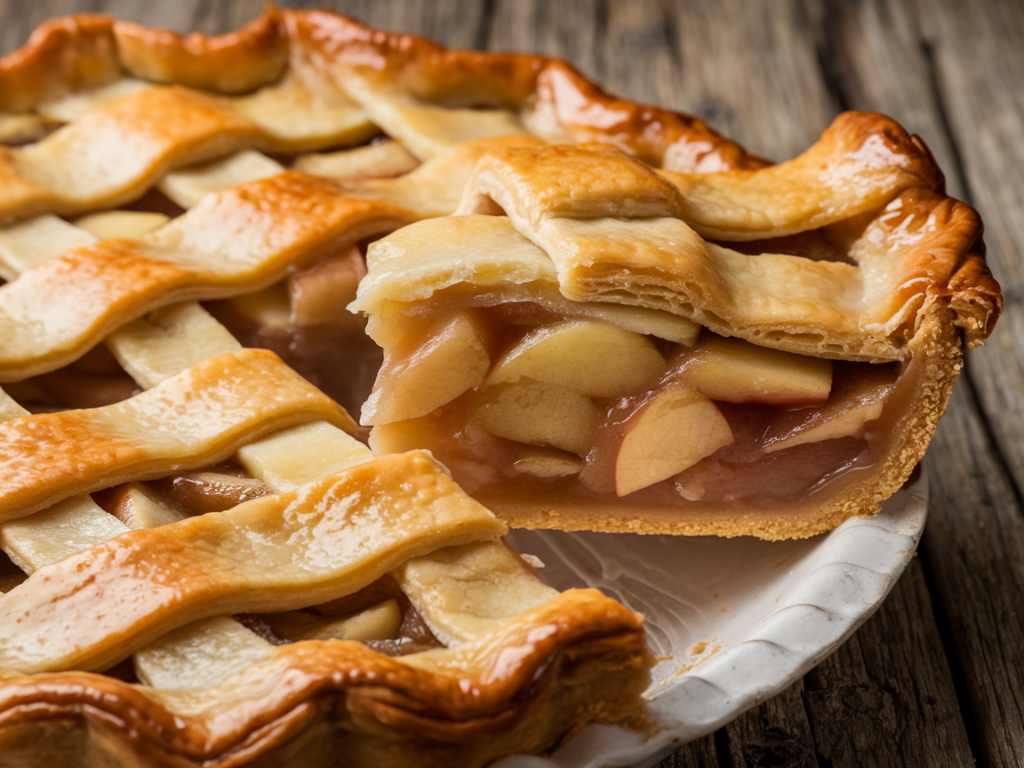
[0,451,505,674]
[0,349,355,522]
[0,590,648,767]
[0,173,415,380]
[115,11,290,94]
[0,83,370,221]
[450,134,996,358]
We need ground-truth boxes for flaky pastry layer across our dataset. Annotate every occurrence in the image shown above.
[355,125,1000,539]
[0,589,649,768]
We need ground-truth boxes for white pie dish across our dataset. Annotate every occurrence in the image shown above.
[498,466,928,768]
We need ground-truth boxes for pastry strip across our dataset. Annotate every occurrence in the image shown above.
[0,213,559,687]
[0,450,505,674]
[0,174,415,381]
[0,66,374,220]
[450,139,989,358]
[0,348,354,522]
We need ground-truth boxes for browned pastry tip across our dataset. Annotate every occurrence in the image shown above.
[114,9,289,94]
[0,590,649,768]
[0,14,119,112]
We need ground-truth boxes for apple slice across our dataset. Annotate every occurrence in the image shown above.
[288,246,366,330]
[679,334,832,406]
[471,379,601,456]
[263,599,402,642]
[510,444,585,478]
[487,319,666,398]
[580,384,733,496]
[362,311,492,425]
[763,364,897,453]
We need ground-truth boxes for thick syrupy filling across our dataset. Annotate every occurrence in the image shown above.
[365,301,901,512]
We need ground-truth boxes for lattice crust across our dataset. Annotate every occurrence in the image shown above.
[360,125,997,361]
[0,202,649,761]
[0,272,648,765]
[0,7,771,384]
[0,6,1001,764]
[0,10,760,195]
[0,11,702,765]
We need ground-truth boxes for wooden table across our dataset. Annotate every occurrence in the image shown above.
[2,1,1021,765]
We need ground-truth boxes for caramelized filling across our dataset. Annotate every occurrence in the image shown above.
[7,344,140,413]
[207,245,381,418]
[366,302,902,511]
[249,574,444,656]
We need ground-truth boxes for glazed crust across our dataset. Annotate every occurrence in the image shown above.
[0,590,650,768]
[354,110,998,539]
[0,7,1003,766]
[0,10,761,172]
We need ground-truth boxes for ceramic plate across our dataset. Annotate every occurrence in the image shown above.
[496,468,929,768]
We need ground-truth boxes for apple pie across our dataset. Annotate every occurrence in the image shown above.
[0,6,1001,766]
[0,10,681,767]
[354,122,1001,539]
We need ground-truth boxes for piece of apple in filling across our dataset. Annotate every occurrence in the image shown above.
[486,318,666,398]
[467,319,667,479]
[580,384,735,497]
[762,363,897,453]
[471,379,602,457]
[362,310,494,425]
[678,334,833,406]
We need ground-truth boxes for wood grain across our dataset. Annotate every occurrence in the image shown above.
[823,1,1024,765]
[1,1,1020,766]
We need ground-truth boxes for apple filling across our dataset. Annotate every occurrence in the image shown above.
[363,301,901,523]
[206,244,383,418]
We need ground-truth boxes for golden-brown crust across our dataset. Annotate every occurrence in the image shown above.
[360,119,1000,538]
[290,10,763,172]
[0,349,355,523]
[114,11,289,95]
[0,590,649,768]
[0,10,760,173]
[0,15,119,113]
[452,114,999,357]
[0,451,505,674]
[0,173,417,381]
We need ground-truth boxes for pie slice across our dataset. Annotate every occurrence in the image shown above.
[353,127,1000,539]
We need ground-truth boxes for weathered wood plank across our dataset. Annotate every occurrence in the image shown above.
[723,681,816,767]
[658,734,721,768]
[803,559,974,766]
[922,0,1024,490]
[826,1,1024,765]
[924,382,1024,767]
